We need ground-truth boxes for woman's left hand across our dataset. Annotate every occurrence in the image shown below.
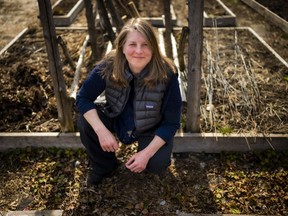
[125,150,150,173]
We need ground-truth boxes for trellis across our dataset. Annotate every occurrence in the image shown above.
[36,0,204,133]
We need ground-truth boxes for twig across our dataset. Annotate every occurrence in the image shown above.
[57,36,76,71]
[69,35,90,99]
[178,26,189,72]
[128,1,141,17]
[262,133,275,150]
[114,0,133,18]
[243,135,251,151]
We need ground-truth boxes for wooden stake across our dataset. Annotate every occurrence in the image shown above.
[105,0,123,32]
[97,0,115,42]
[186,0,204,133]
[128,1,141,17]
[178,26,189,72]
[163,0,173,59]
[57,36,76,71]
[37,0,74,132]
[69,35,90,99]
[84,0,99,61]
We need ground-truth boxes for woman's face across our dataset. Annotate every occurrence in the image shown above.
[123,29,152,75]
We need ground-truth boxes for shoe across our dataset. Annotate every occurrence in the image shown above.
[86,162,120,186]
[86,171,104,186]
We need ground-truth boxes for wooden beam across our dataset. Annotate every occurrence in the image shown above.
[0,28,28,56]
[0,132,287,153]
[241,0,288,34]
[37,0,74,132]
[84,0,99,61]
[52,0,84,26]
[186,0,204,132]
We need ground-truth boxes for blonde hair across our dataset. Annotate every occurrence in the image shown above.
[101,18,176,87]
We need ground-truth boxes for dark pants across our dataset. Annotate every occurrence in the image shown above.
[77,107,173,176]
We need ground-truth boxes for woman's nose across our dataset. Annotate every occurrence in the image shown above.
[135,45,143,53]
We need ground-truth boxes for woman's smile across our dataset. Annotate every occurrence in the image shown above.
[123,29,152,74]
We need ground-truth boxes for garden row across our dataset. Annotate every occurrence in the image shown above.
[0,0,287,151]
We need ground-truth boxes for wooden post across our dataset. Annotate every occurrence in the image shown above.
[37,0,74,132]
[97,0,115,43]
[178,26,189,72]
[163,0,173,59]
[84,0,99,61]
[186,0,204,132]
[114,0,133,19]
[57,36,76,70]
[128,1,141,17]
[105,0,123,33]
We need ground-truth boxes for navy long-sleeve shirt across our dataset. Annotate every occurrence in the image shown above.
[76,64,182,143]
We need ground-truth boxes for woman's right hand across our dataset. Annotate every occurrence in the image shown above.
[97,127,119,152]
[83,109,119,152]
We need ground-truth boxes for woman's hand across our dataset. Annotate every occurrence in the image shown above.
[125,135,166,173]
[83,109,119,152]
[125,150,150,173]
[97,128,119,152]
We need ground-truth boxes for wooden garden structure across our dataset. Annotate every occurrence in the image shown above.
[36,0,204,133]
[1,0,288,152]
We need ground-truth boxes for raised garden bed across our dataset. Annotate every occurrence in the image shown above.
[93,0,178,27]
[94,0,236,28]
[1,1,288,215]
[0,0,287,153]
[1,145,287,215]
[0,27,107,133]
[0,28,29,57]
[171,26,288,136]
[255,0,288,21]
[203,0,236,27]
[241,0,288,34]
[137,0,177,27]
[0,210,63,216]
[0,132,287,153]
[52,0,84,26]
[171,0,237,27]
[0,26,287,152]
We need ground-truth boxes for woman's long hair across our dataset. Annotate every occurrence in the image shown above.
[101,18,176,88]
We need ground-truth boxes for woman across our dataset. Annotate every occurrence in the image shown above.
[76,18,182,186]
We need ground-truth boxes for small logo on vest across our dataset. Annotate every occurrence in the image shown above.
[145,103,154,109]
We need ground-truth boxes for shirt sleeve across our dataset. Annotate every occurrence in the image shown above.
[154,72,182,143]
[75,65,106,115]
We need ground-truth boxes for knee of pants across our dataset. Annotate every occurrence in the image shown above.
[138,136,173,174]
[146,156,171,174]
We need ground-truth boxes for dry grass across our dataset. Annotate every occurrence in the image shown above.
[179,28,288,134]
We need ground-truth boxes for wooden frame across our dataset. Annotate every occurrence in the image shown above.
[241,0,288,34]
[1,6,287,153]
[203,0,236,27]
[0,132,287,153]
[52,0,84,26]
[0,28,28,56]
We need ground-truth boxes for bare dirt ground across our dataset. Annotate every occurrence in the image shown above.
[221,0,288,61]
[173,0,288,61]
[0,0,39,50]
